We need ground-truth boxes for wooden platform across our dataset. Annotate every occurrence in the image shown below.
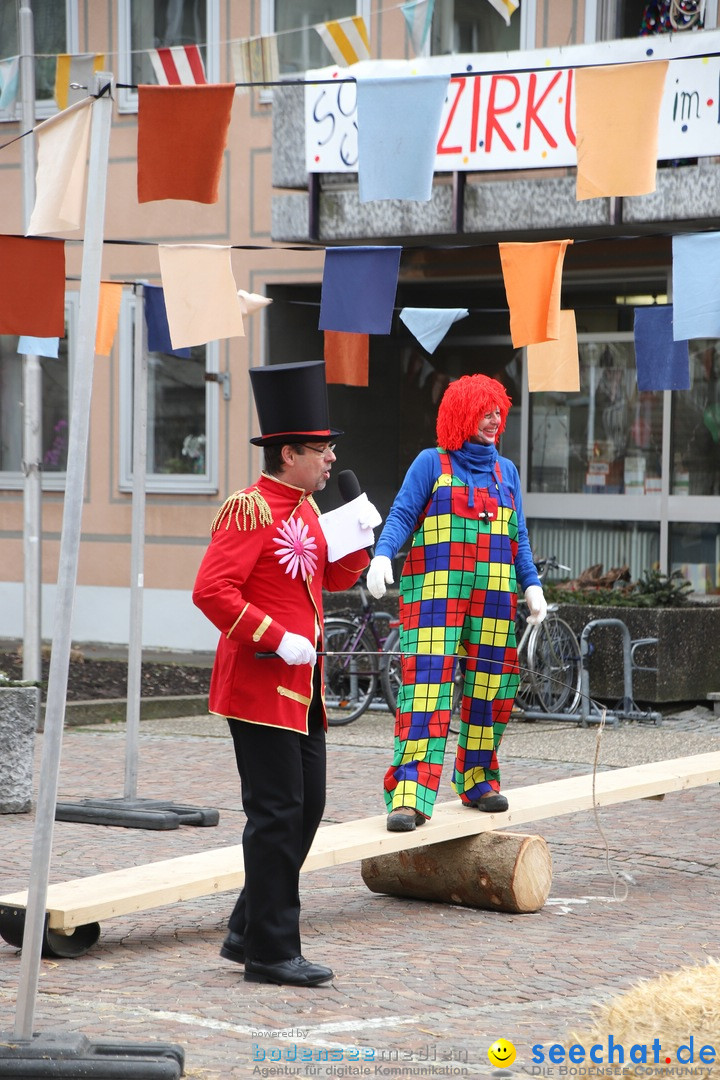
[1,752,719,940]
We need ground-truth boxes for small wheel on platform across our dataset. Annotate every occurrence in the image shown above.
[0,905,101,958]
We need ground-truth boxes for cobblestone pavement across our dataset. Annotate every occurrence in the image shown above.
[1,706,719,1080]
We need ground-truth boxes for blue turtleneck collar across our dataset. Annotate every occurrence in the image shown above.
[445,440,499,507]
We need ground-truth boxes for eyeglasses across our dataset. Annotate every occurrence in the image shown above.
[299,443,336,455]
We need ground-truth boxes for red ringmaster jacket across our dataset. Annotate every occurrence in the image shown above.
[192,472,369,733]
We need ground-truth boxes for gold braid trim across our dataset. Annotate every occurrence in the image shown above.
[306,495,321,517]
[211,489,273,533]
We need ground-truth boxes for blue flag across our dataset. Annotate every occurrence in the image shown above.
[319,247,401,335]
[634,305,690,391]
[144,285,191,358]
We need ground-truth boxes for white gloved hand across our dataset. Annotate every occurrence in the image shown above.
[276,632,317,666]
[524,585,548,626]
[357,500,381,530]
[367,555,394,599]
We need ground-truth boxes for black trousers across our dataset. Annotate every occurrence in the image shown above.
[226,667,326,962]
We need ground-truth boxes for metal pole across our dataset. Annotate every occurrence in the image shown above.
[19,0,43,686]
[124,285,148,800]
[14,73,113,1041]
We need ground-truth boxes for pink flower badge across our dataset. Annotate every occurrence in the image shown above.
[274,517,318,580]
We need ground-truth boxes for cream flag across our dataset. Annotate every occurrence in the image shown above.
[27,97,93,235]
[237,289,273,315]
[159,245,246,349]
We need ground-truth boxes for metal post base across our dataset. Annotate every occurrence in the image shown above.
[55,798,219,830]
[0,1031,184,1078]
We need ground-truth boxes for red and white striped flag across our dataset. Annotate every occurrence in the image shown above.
[148,45,207,86]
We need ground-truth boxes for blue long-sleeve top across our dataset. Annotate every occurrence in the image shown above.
[375,441,541,593]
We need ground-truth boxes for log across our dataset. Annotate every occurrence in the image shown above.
[360,831,552,913]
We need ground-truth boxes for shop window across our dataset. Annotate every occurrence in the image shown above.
[528,518,660,582]
[265,1,367,73]
[670,521,720,594]
[0,0,77,121]
[670,339,720,496]
[118,294,219,494]
[529,337,664,495]
[595,0,705,39]
[117,0,219,112]
[0,295,77,489]
[431,0,521,55]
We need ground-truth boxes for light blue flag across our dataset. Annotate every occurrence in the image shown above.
[357,74,449,203]
[0,55,19,110]
[401,0,435,56]
[17,336,60,359]
[672,232,720,340]
[399,307,469,354]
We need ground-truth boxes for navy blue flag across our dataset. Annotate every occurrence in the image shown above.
[319,246,402,335]
[144,284,191,358]
[634,305,690,392]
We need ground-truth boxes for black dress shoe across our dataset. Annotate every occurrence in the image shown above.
[244,956,334,987]
[220,931,245,964]
[470,793,509,813]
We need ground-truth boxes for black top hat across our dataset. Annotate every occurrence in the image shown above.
[249,360,343,446]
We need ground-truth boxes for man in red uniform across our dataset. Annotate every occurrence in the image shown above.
[193,362,370,987]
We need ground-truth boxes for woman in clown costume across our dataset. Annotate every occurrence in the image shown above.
[367,374,547,832]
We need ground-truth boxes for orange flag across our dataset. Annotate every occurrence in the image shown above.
[324,331,369,386]
[137,84,235,204]
[0,237,65,337]
[575,61,668,200]
[499,239,572,348]
[95,282,123,356]
[526,310,580,392]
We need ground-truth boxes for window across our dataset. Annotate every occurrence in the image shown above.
[0,295,77,489]
[431,0,521,55]
[670,521,720,594]
[669,339,720,497]
[593,0,707,41]
[0,0,77,121]
[117,0,219,112]
[264,1,369,74]
[119,293,219,493]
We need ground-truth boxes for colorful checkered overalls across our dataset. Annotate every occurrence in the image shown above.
[384,451,520,817]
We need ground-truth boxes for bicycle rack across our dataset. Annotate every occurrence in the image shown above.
[578,618,662,727]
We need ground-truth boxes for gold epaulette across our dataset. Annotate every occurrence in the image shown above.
[306,495,321,517]
[211,489,273,533]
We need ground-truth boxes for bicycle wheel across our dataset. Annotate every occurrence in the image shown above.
[379,626,401,713]
[323,618,378,725]
[514,607,541,712]
[527,615,582,714]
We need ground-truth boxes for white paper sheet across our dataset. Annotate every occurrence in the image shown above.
[318,493,382,562]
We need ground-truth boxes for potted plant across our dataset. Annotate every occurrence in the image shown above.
[0,672,41,814]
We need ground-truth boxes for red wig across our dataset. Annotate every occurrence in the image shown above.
[435,374,512,450]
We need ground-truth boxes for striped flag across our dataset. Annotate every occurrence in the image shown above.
[148,45,207,86]
[485,0,519,26]
[231,36,279,94]
[54,53,105,110]
[401,0,434,57]
[0,55,19,110]
[315,16,371,67]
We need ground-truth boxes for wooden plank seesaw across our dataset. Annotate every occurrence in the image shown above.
[1,752,718,957]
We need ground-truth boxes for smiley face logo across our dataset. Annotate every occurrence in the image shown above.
[488,1038,517,1068]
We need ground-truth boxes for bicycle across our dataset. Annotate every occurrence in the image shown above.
[323,578,395,725]
[380,555,582,720]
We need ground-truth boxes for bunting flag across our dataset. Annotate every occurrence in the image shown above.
[237,290,272,315]
[324,331,370,386]
[231,36,279,93]
[137,84,235,204]
[95,282,124,356]
[357,74,449,202]
[26,98,93,235]
[575,61,668,200]
[399,307,468,353]
[17,336,59,359]
[526,310,580,392]
[0,237,65,337]
[158,245,245,349]
[671,232,720,340]
[485,0,519,26]
[401,0,435,56]
[148,45,207,86]
[319,246,402,335]
[315,16,371,67]
[0,55,19,110]
[499,239,572,348]
[634,305,690,391]
[54,53,105,110]
[143,285,191,358]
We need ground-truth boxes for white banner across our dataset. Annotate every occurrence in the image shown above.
[305,29,720,173]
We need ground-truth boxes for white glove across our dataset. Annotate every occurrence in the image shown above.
[367,555,394,599]
[524,585,547,626]
[276,632,317,666]
[357,499,381,530]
